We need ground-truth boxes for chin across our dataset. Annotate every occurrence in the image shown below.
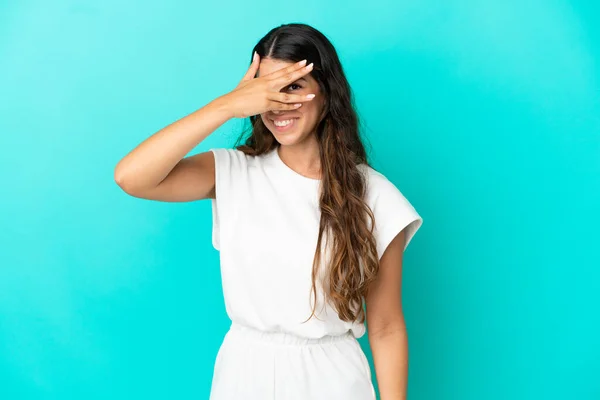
[271,132,302,146]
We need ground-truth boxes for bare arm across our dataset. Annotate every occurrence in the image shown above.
[366,229,409,400]
[114,97,232,201]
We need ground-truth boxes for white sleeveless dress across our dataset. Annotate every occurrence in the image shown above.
[208,146,422,399]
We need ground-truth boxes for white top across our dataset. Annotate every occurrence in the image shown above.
[209,147,423,339]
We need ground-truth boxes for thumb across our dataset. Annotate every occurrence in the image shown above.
[239,51,260,84]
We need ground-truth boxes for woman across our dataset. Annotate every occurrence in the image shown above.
[115,23,423,400]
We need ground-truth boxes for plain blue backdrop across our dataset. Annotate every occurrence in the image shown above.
[1,1,598,399]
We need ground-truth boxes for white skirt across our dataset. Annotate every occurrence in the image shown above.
[209,322,377,400]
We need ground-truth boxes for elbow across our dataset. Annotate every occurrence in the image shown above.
[114,165,154,197]
[114,164,135,194]
[367,313,406,341]
[114,175,128,193]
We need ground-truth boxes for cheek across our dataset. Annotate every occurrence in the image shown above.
[302,97,324,119]
[301,96,321,115]
[260,114,270,126]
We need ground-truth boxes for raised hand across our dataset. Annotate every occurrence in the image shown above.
[222,52,316,118]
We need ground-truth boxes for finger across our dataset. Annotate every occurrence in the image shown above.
[240,51,260,83]
[268,101,303,111]
[268,92,316,104]
[264,59,308,80]
[271,63,314,90]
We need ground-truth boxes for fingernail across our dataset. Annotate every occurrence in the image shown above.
[306,94,315,99]
[305,63,314,70]
[294,103,302,107]
[253,51,258,61]
[299,59,307,67]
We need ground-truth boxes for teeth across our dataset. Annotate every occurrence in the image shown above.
[274,119,294,127]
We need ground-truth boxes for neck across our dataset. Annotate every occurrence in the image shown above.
[277,141,321,180]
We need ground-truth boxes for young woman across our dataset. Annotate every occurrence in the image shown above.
[115,23,422,400]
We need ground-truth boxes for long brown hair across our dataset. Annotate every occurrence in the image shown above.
[234,23,379,324]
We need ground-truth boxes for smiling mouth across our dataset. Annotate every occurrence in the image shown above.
[271,118,298,132]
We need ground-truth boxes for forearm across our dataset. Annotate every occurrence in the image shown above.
[369,325,409,400]
[114,95,233,191]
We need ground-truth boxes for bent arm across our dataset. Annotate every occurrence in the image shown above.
[114,96,233,201]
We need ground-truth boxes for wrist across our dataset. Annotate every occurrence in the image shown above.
[210,94,236,120]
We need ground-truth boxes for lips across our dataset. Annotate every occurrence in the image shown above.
[271,117,298,132]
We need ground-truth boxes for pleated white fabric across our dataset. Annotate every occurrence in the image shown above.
[209,323,376,400]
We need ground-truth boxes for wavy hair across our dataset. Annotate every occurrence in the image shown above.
[234,23,379,324]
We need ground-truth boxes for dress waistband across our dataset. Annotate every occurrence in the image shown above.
[228,322,354,346]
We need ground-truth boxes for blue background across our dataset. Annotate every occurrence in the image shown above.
[1,1,598,399]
